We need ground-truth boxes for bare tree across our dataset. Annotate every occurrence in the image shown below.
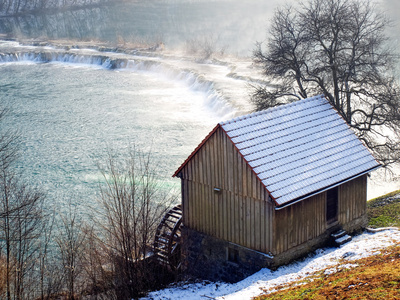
[0,108,53,300]
[8,184,46,300]
[0,109,18,178]
[252,0,400,167]
[93,148,177,299]
[79,225,114,300]
[56,201,88,300]
[37,214,63,300]
[185,34,226,60]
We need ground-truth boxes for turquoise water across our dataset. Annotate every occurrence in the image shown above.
[0,0,399,213]
[1,62,223,212]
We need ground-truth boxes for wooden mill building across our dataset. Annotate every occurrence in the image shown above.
[173,95,380,282]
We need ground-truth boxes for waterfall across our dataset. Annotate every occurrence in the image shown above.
[0,47,238,120]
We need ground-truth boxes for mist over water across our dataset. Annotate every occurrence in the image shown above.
[0,0,399,214]
[0,0,284,56]
[0,0,398,55]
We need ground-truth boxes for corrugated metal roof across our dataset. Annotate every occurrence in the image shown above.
[220,95,381,206]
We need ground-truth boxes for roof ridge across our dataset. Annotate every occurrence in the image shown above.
[219,95,326,126]
[231,106,334,144]
[174,94,380,207]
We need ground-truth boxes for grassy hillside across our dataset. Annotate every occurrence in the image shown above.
[254,245,400,299]
[367,190,400,228]
[254,190,400,300]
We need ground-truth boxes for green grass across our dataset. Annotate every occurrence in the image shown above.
[367,190,400,228]
[368,189,400,203]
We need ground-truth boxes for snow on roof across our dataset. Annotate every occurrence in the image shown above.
[220,95,381,206]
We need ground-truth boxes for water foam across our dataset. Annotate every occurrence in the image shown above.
[0,47,236,120]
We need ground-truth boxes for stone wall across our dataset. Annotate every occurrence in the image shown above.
[181,214,367,282]
[181,226,273,283]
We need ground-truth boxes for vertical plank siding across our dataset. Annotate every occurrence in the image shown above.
[179,127,273,253]
[272,175,367,255]
[273,193,326,255]
[338,175,367,224]
[179,126,368,256]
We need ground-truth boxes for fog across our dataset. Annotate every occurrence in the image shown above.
[0,0,398,57]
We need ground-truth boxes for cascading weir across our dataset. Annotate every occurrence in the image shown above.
[153,204,183,271]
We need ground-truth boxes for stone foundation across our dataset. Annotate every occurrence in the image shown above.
[181,215,367,282]
[341,214,367,234]
[181,226,273,283]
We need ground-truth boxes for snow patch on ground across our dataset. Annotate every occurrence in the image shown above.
[143,229,400,300]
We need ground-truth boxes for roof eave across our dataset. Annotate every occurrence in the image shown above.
[274,164,381,211]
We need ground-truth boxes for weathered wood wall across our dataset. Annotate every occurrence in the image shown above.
[273,175,367,255]
[178,126,368,257]
[338,175,367,224]
[273,193,326,255]
[179,126,274,253]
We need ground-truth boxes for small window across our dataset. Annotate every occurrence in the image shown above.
[213,187,222,194]
[227,247,239,263]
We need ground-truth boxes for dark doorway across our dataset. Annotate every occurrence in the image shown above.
[326,187,338,224]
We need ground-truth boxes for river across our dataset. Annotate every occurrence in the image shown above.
[0,0,399,217]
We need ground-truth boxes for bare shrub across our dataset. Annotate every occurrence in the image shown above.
[90,147,177,298]
[0,108,53,300]
[56,201,88,300]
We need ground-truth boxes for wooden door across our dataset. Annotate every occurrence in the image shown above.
[326,187,338,224]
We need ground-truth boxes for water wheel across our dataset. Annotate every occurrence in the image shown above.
[153,204,183,270]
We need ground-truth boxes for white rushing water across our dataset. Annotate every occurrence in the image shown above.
[1,0,400,216]
[0,40,260,214]
[0,39,398,216]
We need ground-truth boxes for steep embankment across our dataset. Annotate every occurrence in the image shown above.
[255,192,400,299]
[255,244,400,299]
[144,192,400,300]
[367,190,400,229]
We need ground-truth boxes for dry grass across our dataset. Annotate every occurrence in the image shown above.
[254,245,400,299]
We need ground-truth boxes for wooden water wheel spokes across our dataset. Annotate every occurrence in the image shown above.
[153,204,183,270]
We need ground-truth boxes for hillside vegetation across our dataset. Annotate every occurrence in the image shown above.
[367,190,400,228]
[254,245,400,300]
[254,191,400,299]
